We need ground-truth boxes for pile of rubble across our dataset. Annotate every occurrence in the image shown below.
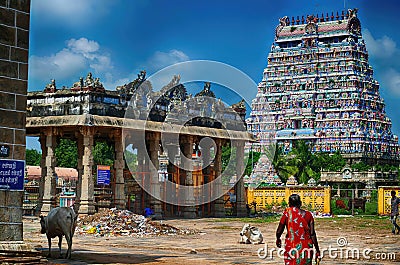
[77,208,197,237]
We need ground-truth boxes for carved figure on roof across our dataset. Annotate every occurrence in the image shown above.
[305,15,318,35]
[117,70,148,96]
[195,82,216,98]
[275,16,289,40]
[44,79,57,93]
[347,8,361,35]
[85,72,94,87]
[348,8,358,18]
[161,75,181,93]
[138,70,146,82]
[279,16,290,26]
[306,15,316,24]
[73,77,84,88]
[94,77,103,88]
[146,94,153,109]
[231,99,246,110]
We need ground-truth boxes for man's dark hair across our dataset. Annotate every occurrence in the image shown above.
[289,194,302,208]
[391,190,397,197]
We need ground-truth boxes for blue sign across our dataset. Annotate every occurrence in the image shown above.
[97,165,110,185]
[0,159,25,191]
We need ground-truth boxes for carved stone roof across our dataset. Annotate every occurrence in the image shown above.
[26,114,255,141]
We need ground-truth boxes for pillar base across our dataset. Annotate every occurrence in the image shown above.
[78,202,95,215]
[151,200,163,220]
[39,199,55,215]
[213,199,225,218]
[183,206,197,219]
[236,202,247,217]
[0,241,43,263]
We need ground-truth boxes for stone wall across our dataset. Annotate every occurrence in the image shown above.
[0,0,30,241]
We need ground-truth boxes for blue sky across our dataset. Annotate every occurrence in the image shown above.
[27,0,400,150]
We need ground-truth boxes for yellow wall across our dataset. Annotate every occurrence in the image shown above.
[247,186,331,213]
[378,187,400,215]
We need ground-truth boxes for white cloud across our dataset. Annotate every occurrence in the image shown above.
[29,38,113,86]
[32,0,114,27]
[30,46,188,91]
[67,38,100,55]
[363,29,397,59]
[382,68,400,96]
[147,50,190,72]
[362,28,400,99]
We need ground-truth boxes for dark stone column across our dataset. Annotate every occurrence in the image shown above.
[213,139,225,217]
[74,132,84,213]
[181,135,196,218]
[113,129,125,209]
[146,132,163,219]
[40,127,58,214]
[234,140,246,217]
[79,127,95,214]
[36,134,46,212]
[0,0,42,258]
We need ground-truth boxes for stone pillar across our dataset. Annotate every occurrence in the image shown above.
[40,127,57,214]
[137,143,148,209]
[181,135,196,218]
[234,140,247,217]
[113,129,125,209]
[167,143,178,181]
[74,133,84,213]
[36,134,46,212]
[147,132,163,219]
[201,141,211,178]
[79,127,95,214]
[201,142,211,206]
[0,0,42,258]
[213,139,225,217]
[164,143,178,212]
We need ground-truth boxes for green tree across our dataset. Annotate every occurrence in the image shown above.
[289,141,313,183]
[55,138,78,168]
[221,144,236,185]
[244,151,261,177]
[272,146,297,184]
[351,162,371,171]
[26,149,41,166]
[276,140,317,184]
[124,149,137,172]
[311,151,346,181]
[93,141,114,166]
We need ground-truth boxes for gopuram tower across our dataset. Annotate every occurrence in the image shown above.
[247,9,399,166]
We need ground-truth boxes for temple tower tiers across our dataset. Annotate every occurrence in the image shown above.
[247,9,399,164]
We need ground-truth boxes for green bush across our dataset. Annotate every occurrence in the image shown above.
[365,201,378,215]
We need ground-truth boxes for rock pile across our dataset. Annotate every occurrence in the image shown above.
[77,208,197,237]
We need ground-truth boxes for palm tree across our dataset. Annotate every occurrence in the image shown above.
[288,140,317,184]
[273,140,317,184]
[272,145,297,184]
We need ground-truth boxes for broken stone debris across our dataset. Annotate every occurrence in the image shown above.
[77,208,197,237]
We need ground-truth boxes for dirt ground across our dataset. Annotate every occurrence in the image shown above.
[22,215,400,265]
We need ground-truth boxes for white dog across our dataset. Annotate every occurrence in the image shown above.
[239,224,263,244]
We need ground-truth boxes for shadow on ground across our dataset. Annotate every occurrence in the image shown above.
[38,248,174,264]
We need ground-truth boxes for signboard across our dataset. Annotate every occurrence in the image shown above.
[97,165,110,185]
[0,145,10,157]
[0,159,25,190]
